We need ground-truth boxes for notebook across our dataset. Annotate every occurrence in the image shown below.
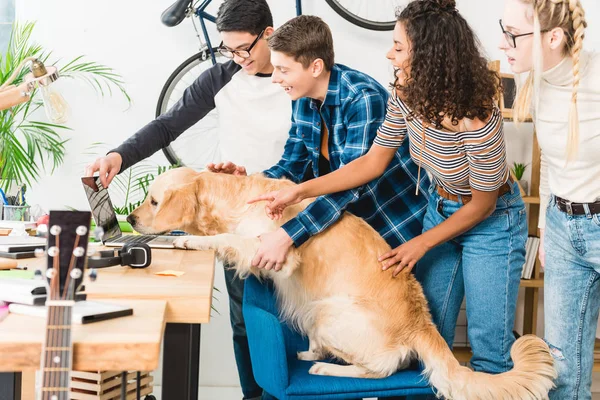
[9,301,133,324]
[0,236,46,253]
[0,277,86,305]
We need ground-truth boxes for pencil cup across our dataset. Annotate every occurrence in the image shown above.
[2,205,30,221]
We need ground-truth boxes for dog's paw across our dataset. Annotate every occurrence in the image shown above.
[308,362,332,376]
[173,237,190,249]
[173,236,212,251]
[297,351,321,361]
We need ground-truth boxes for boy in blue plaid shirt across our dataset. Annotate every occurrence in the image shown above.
[212,15,429,270]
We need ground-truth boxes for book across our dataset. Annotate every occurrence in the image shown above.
[0,301,8,322]
[0,250,36,259]
[1,291,87,306]
[9,301,133,324]
[521,236,541,279]
[0,277,86,305]
[0,236,46,253]
[0,221,37,230]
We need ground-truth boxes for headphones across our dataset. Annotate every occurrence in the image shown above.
[88,243,152,269]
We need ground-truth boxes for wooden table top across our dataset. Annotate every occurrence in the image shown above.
[0,299,166,371]
[19,247,216,324]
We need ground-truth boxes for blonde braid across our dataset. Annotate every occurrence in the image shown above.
[565,0,586,160]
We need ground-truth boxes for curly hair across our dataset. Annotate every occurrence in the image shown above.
[395,0,500,128]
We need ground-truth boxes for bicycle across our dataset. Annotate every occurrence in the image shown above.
[157,0,406,169]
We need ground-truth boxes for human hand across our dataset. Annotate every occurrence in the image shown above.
[206,161,247,176]
[84,152,123,188]
[380,237,430,277]
[251,228,294,271]
[247,186,303,220]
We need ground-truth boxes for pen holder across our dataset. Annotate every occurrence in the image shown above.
[2,205,30,221]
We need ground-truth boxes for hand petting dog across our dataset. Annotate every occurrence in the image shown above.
[251,228,294,272]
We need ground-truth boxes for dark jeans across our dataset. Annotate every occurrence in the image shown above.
[224,263,263,399]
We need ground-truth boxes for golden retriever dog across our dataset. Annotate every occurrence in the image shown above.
[129,167,556,400]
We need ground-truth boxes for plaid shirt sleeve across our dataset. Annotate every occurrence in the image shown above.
[263,112,311,183]
[281,90,387,247]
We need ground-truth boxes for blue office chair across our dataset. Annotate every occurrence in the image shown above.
[242,276,435,400]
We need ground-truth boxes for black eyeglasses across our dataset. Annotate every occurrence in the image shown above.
[218,29,265,59]
[499,19,548,48]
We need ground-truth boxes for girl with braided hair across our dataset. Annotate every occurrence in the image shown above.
[500,0,600,398]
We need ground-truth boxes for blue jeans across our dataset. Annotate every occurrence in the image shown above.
[223,264,263,399]
[544,196,600,400]
[409,182,526,399]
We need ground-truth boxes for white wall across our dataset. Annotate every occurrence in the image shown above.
[15,0,600,388]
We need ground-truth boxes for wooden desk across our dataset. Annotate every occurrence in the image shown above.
[2,247,216,400]
[19,247,216,324]
[0,299,166,372]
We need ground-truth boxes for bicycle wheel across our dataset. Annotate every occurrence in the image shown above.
[157,49,226,169]
[325,0,406,31]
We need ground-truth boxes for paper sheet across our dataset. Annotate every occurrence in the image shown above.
[154,270,185,277]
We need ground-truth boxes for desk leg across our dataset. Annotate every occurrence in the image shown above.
[0,373,21,400]
[162,323,201,400]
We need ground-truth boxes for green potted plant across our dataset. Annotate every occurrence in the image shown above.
[511,162,529,195]
[0,22,130,192]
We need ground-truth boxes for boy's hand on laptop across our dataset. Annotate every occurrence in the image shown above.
[247,186,304,220]
[84,152,122,188]
[206,161,247,176]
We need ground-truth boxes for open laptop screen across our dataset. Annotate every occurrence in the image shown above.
[81,177,121,242]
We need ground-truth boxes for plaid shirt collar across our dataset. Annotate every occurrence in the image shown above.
[309,65,342,111]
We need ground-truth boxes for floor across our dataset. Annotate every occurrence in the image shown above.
[150,386,600,400]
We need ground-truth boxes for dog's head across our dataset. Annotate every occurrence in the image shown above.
[127,167,201,235]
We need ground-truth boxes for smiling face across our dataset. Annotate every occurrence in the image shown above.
[270,50,319,101]
[220,28,274,75]
[386,22,412,87]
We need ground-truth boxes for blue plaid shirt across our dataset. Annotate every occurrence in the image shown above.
[263,64,429,248]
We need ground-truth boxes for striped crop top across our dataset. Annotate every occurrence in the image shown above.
[374,90,509,197]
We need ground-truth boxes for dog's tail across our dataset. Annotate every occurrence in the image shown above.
[412,325,556,400]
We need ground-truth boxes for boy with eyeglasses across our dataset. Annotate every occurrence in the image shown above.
[84,1,290,398]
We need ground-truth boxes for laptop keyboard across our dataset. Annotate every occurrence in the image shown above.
[106,235,156,244]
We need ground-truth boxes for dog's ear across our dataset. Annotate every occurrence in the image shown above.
[152,180,199,232]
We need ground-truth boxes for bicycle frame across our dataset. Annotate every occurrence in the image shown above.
[192,0,303,64]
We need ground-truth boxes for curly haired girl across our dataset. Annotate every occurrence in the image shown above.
[251,0,529,381]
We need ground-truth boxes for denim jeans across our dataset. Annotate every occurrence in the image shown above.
[223,264,263,399]
[408,182,526,400]
[544,196,600,400]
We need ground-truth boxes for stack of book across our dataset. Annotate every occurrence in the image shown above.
[521,236,541,279]
[0,274,133,324]
[0,273,86,305]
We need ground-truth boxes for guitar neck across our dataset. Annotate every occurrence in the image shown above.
[40,304,74,400]
[38,210,91,400]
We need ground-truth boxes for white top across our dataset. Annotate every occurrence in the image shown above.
[215,68,292,174]
[536,51,600,228]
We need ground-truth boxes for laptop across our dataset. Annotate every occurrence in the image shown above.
[81,177,177,248]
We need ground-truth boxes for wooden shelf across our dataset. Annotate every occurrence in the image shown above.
[520,278,544,288]
[523,196,541,204]
[452,346,473,364]
[502,110,533,123]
